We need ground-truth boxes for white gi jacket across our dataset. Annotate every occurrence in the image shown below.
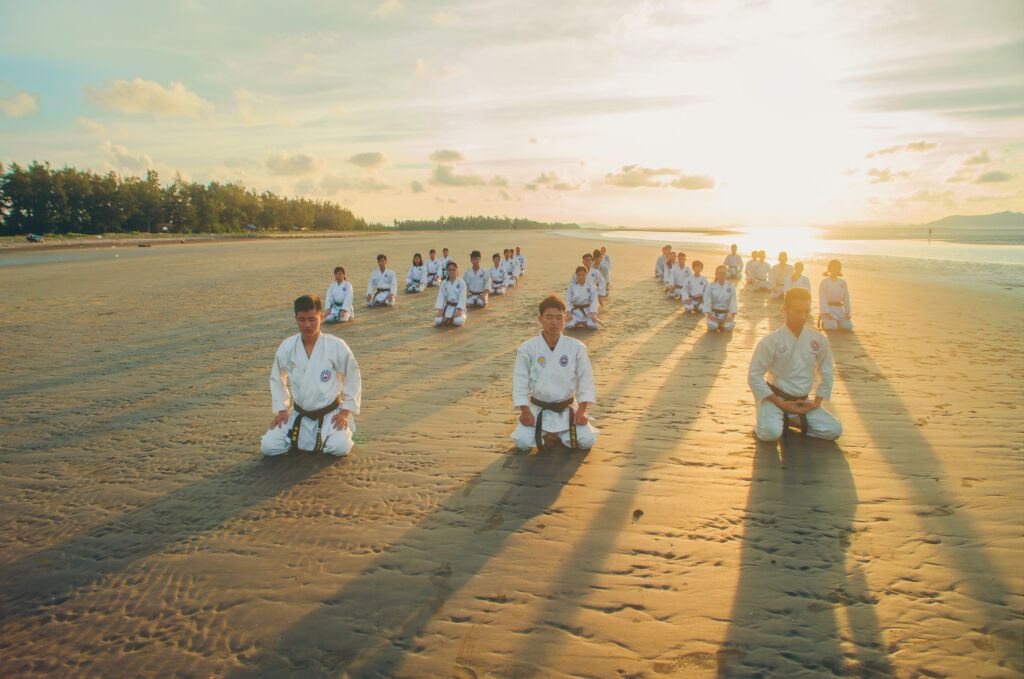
[748,326,834,402]
[565,281,599,317]
[655,254,666,278]
[567,268,607,296]
[488,265,508,290]
[784,275,812,295]
[516,253,527,271]
[684,274,708,300]
[270,333,362,415]
[725,253,743,271]
[668,264,692,292]
[819,278,851,316]
[463,267,490,295]
[513,333,596,431]
[406,264,427,286]
[367,268,397,298]
[325,281,353,314]
[435,278,467,314]
[771,263,794,289]
[702,280,738,314]
[425,258,442,281]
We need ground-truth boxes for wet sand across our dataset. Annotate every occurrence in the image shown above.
[0,231,1021,678]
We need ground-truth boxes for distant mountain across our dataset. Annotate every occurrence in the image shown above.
[922,211,1024,228]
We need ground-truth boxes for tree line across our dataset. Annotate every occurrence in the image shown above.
[0,161,370,235]
[392,215,579,230]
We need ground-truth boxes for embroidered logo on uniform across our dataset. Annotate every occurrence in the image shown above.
[810,340,821,352]
[559,355,569,367]
[537,356,546,366]
[320,369,331,382]
[289,361,295,370]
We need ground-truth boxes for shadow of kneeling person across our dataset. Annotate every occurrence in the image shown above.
[718,436,892,678]
[229,446,588,679]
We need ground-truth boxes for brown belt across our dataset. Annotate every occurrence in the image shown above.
[530,396,577,450]
[288,396,341,453]
[768,383,808,437]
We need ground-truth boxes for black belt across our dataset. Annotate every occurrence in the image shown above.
[712,308,728,314]
[571,303,590,312]
[441,301,459,325]
[689,295,704,301]
[529,396,577,450]
[287,396,341,453]
[468,289,485,296]
[768,383,808,437]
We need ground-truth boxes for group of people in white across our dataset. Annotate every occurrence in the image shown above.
[260,239,853,460]
[321,245,528,328]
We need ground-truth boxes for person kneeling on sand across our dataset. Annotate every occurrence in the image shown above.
[324,266,354,323]
[565,266,600,330]
[785,261,811,298]
[655,244,671,279]
[512,295,599,451]
[435,260,468,327]
[747,287,842,442]
[367,254,397,307]
[703,265,737,332]
[464,250,490,308]
[724,244,743,279]
[819,259,853,331]
[683,260,709,313]
[425,249,443,287]
[770,251,794,300]
[405,253,427,294]
[488,253,508,295]
[261,294,362,456]
[515,246,527,275]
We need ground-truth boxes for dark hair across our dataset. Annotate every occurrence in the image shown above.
[575,265,587,274]
[333,266,345,274]
[294,294,322,314]
[376,253,387,262]
[582,252,592,259]
[429,248,436,254]
[784,287,812,306]
[692,260,703,269]
[413,252,423,264]
[446,260,458,270]
[443,247,449,252]
[592,249,601,258]
[492,252,501,259]
[538,294,566,315]
[470,250,481,259]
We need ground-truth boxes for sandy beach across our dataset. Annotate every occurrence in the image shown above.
[0,230,1021,678]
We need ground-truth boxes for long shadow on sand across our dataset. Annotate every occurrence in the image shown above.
[227,447,588,678]
[718,437,892,677]
[0,454,340,621]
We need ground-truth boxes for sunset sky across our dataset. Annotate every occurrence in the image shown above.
[1,0,1022,227]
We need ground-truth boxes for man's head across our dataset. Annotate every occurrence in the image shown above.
[442,247,449,256]
[294,294,323,339]
[600,246,607,255]
[730,244,737,254]
[582,252,593,269]
[692,260,703,275]
[575,265,587,284]
[493,253,501,265]
[783,287,812,329]
[538,294,565,334]
[503,248,510,258]
[666,251,676,266]
[793,261,804,276]
[429,248,437,258]
[515,246,521,254]
[470,250,481,267]
[592,248,601,261]
[376,254,387,270]
[663,244,671,254]
[677,252,687,265]
[333,266,345,282]
[778,251,788,265]
[715,264,727,283]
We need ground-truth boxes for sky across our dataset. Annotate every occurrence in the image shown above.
[1,0,1022,228]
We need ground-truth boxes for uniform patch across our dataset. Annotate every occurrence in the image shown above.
[537,356,546,366]
[289,361,295,370]
[559,355,569,367]
[320,369,332,382]
[810,340,821,352]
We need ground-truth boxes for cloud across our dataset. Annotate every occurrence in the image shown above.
[348,152,386,169]
[430,149,465,163]
[297,174,390,195]
[86,78,212,118]
[266,151,324,176]
[906,190,954,204]
[101,139,154,174]
[372,0,401,18]
[430,164,486,187]
[75,116,107,137]
[963,150,990,166]
[414,58,459,79]
[866,140,937,158]
[975,170,1014,183]
[0,86,38,118]
[605,164,713,190]
[234,88,292,127]
[867,167,909,184]
[525,172,579,192]
[499,189,511,200]
[410,180,425,193]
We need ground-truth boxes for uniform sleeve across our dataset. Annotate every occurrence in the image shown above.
[367,273,375,296]
[818,279,829,316]
[575,345,597,404]
[405,266,414,284]
[512,344,531,407]
[588,286,599,314]
[815,338,834,400]
[596,270,607,295]
[457,282,467,310]
[325,285,335,307]
[389,271,398,295]
[270,345,291,413]
[729,287,738,314]
[342,283,353,311]
[564,284,573,309]
[434,284,445,310]
[747,337,774,403]
[701,289,712,314]
[335,343,362,414]
[843,281,852,316]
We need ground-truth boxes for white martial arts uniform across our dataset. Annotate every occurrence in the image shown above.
[511,333,599,451]
[405,264,427,293]
[598,258,612,288]
[725,253,743,279]
[425,258,442,286]
[747,326,842,442]
[770,262,794,299]
[784,274,812,297]
[568,267,607,297]
[439,255,452,280]
[502,257,518,287]
[702,280,738,331]
[324,281,354,323]
[516,252,527,273]
[565,280,600,329]
[683,274,709,313]
[261,333,362,456]
[367,268,398,306]
[819,277,853,331]
[655,254,667,279]
[463,267,490,307]
[488,265,508,294]
[747,260,772,291]
[434,278,468,327]
[666,264,691,299]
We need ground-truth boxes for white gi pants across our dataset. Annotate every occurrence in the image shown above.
[566,307,597,329]
[406,282,426,293]
[261,408,355,456]
[727,266,742,279]
[754,400,842,442]
[706,311,735,331]
[820,305,853,330]
[467,293,487,308]
[684,296,703,313]
[325,307,352,323]
[667,286,683,300]
[770,286,785,299]
[435,306,466,327]
[491,285,506,295]
[368,290,394,307]
[747,279,772,291]
[511,411,599,451]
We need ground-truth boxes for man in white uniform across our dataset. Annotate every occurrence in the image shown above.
[488,253,508,295]
[770,251,794,299]
[569,252,607,297]
[463,250,490,308]
[261,294,362,456]
[435,261,468,327]
[747,287,842,442]
[819,259,853,330]
[405,253,427,294]
[512,295,599,451]
[515,246,527,275]
[724,244,743,279]
[784,261,811,298]
[600,246,611,268]
[439,247,452,280]
[665,252,690,299]
[655,244,671,280]
[702,265,738,331]
[425,249,443,287]
[594,249,612,291]
[324,266,354,323]
[747,251,772,291]
[683,260,709,313]
[502,249,518,288]
[366,254,397,307]
[565,266,600,330]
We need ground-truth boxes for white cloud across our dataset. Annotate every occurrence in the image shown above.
[0,87,39,118]
[963,150,990,166]
[604,164,713,190]
[75,116,107,137]
[349,152,386,169]
[101,139,155,174]
[86,78,211,118]
[430,149,464,163]
[866,140,937,158]
[266,151,324,176]
[372,0,401,18]
[867,167,909,184]
[430,164,486,187]
[975,170,1014,183]
[525,171,580,191]
[670,174,715,190]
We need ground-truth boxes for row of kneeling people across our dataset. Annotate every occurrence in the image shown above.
[321,247,527,327]
[259,285,840,458]
[657,244,853,332]
[564,248,613,330]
